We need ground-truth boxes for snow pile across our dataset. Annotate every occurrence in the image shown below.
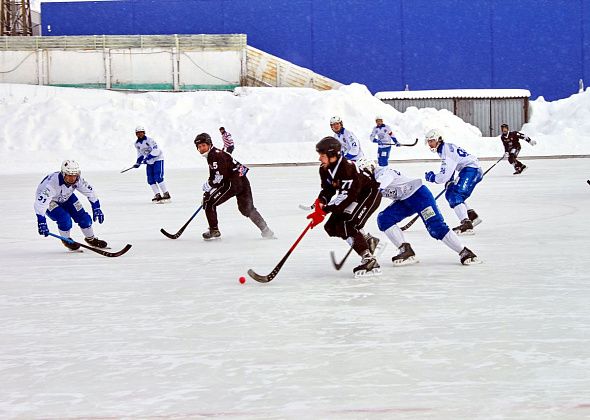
[0,82,588,174]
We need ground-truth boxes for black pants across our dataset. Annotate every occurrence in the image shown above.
[324,185,382,254]
[224,145,235,154]
[203,176,266,231]
[508,145,524,170]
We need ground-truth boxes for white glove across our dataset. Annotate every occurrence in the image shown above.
[202,181,213,193]
[529,138,537,146]
[504,152,509,158]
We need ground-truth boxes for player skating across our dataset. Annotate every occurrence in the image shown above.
[306,136,382,277]
[329,116,365,162]
[358,159,480,265]
[132,126,171,203]
[369,115,400,166]
[194,132,274,240]
[34,160,107,250]
[500,123,537,174]
[219,126,235,154]
[424,129,483,235]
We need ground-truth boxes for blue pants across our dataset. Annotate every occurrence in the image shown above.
[46,194,92,232]
[377,146,391,166]
[445,167,482,208]
[146,160,164,185]
[377,185,450,240]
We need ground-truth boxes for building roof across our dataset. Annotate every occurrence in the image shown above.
[375,89,531,100]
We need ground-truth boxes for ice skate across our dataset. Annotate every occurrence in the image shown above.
[513,164,527,175]
[156,191,171,204]
[365,233,380,254]
[61,239,81,251]
[261,226,276,239]
[353,255,382,278]
[452,218,474,235]
[459,247,481,265]
[202,228,221,241]
[392,243,418,266]
[85,236,108,248]
[152,193,162,203]
[467,209,482,227]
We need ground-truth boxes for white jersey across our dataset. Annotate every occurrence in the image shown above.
[334,128,364,161]
[135,135,164,164]
[374,166,422,202]
[370,124,395,147]
[34,171,99,216]
[433,142,480,184]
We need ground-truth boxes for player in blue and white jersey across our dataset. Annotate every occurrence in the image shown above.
[357,159,480,266]
[133,126,171,203]
[34,160,107,250]
[329,116,365,162]
[369,116,400,166]
[424,129,483,235]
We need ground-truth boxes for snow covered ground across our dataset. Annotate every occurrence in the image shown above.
[1,157,589,418]
[1,82,590,418]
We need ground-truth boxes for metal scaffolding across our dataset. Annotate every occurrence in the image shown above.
[1,0,32,36]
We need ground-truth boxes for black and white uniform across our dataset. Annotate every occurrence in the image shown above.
[501,130,531,171]
[202,147,268,232]
[317,155,381,255]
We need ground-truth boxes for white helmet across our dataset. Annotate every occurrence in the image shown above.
[375,115,384,121]
[135,125,145,133]
[329,116,342,125]
[425,129,443,152]
[357,158,377,174]
[61,159,81,178]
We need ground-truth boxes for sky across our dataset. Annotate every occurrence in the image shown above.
[1,82,590,176]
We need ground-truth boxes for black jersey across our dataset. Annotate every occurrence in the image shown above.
[205,146,248,189]
[500,131,528,153]
[317,156,378,214]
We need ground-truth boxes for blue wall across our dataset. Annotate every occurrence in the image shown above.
[41,0,589,100]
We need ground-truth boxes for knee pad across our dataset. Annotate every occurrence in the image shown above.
[56,216,73,232]
[324,221,345,239]
[425,215,449,240]
[377,211,394,232]
[73,209,92,229]
[508,155,516,164]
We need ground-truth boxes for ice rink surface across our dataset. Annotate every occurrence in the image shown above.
[1,158,589,419]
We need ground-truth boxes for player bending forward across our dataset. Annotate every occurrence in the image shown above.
[424,129,483,235]
[306,136,382,277]
[194,132,274,240]
[358,160,480,265]
[34,160,107,250]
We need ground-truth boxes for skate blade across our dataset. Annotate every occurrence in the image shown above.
[392,257,419,266]
[453,229,475,236]
[462,257,482,265]
[471,218,482,227]
[203,236,221,241]
[354,268,383,278]
[155,199,171,204]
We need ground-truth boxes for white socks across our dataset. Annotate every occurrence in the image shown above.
[453,203,468,221]
[442,230,464,253]
[384,225,405,248]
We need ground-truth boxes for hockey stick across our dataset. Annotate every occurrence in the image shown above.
[248,221,313,283]
[401,155,505,232]
[298,203,314,211]
[330,246,354,270]
[120,166,135,173]
[160,205,203,239]
[378,138,419,147]
[47,232,132,257]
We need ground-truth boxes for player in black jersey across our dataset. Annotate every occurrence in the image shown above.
[306,136,382,277]
[500,123,537,174]
[194,133,274,240]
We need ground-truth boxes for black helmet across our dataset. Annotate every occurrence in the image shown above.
[316,136,341,158]
[500,123,509,129]
[194,132,212,146]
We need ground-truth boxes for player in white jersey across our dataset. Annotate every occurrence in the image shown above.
[34,160,107,251]
[357,159,480,265]
[133,126,171,203]
[424,129,483,235]
[329,116,365,162]
[369,116,400,166]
